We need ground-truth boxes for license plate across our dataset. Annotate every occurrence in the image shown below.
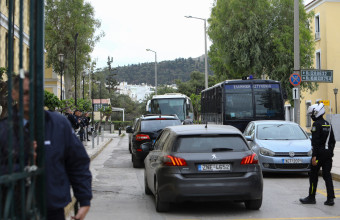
[198,164,231,171]
[283,159,302,164]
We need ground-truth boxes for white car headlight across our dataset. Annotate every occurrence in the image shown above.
[307,149,313,156]
[259,147,275,157]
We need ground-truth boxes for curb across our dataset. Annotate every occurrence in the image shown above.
[64,137,114,217]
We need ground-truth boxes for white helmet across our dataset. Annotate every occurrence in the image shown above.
[307,103,325,118]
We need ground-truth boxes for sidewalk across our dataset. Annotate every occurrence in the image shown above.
[332,142,340,182]
[64,130,123,217]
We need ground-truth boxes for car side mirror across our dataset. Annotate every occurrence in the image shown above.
[126,126,133,133]
[245,135,253,141]
[141,142,153,153]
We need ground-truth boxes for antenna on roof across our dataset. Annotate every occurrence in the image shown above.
[205,121,208,128]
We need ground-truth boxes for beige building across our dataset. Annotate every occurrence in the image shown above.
[299,0,340,132]
[0,0,30,73]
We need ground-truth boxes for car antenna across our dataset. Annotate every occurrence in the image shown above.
[205,121,208,128]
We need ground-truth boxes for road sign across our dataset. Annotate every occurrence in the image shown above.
[321,100,330,106]
[289,73,301,86]
[292,87,299,100]
[301,69,333,83]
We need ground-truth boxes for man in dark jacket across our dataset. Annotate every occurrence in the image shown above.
[300,103,336,206]
[1,73,92,219]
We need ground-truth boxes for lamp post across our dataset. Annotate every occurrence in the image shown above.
[334,88,338,114]
[185,15,208,89]
[146,49,157,95]
[58,53,64,100]
[74,33,79,106]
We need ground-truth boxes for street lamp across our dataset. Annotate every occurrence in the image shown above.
[334,88,338,114]
[185,15,208,89]
[58,53,64,100]
[146,49,157,95]
[74,33,79,106]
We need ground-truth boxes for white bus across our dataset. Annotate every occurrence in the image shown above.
[146,93,194,122]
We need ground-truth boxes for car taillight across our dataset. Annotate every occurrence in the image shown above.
[163,155,187,166]
[241,153,258,165]
[136,134,150,141]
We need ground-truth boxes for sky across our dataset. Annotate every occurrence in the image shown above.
[87,0,215,68]
[87,0,314,69]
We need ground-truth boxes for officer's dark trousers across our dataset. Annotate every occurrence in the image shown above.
[308,153,335,199]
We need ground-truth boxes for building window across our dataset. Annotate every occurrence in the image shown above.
[316,50,321,69]
[306,101,311,127]
[315,14,320,40]
[94,104,108,111]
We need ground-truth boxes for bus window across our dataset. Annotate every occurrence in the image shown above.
[225,85,253,120]
[254,84,283,118]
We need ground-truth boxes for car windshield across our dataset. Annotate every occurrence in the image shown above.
[257,124,308,140]
[175,135,249,153]
[141,119,181,132]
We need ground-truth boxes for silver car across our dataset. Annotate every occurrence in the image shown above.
[142,124,263,212]
[243,120,312,173]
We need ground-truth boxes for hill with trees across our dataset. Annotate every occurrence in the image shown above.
[113,56,214,85]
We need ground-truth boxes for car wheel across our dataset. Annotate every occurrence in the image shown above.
[144,170,152,195]
[132,154,143,168]
[155,180,170,212]
[244,197,262,210]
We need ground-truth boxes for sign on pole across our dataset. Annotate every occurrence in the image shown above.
[321,100,330,106]
[292,87,299,100]
[301,69,333,83]
[289,73,301,86]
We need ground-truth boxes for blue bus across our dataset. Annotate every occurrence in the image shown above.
[201,79,286,132]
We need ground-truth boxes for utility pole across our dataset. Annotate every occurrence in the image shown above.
[294,0,300,124]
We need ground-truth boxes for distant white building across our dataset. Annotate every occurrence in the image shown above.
[116,82,154,102]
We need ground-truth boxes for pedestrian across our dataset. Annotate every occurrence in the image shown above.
[65,108,79,132]
[75,109,85,142]
[83,112,91,141]
[0,73,92,219]
[299,103,336,206]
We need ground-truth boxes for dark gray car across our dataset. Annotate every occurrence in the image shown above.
[143,124,263,212]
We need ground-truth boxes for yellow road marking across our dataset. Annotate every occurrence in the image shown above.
[317,188,340,197]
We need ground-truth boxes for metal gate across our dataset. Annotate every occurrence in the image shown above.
[0,0,46,219]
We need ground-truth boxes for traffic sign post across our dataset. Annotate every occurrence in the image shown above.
[292,87,299,100]
[301,69,333,83]
[290,73,302,86]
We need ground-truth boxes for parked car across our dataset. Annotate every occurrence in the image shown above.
[126,118,139,153]
[126,114,181,168]
[243,120,312,173]
[143,124,263,212]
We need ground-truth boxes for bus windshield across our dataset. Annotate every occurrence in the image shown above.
[224,84,283,120]
[150,98,186,121]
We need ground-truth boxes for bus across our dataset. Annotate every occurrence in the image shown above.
[201,78,286,132]
[146,93,194,122]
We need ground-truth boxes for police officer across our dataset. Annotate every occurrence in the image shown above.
[299,103,336,206]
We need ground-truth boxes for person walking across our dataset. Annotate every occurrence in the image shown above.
[1,73,92,219]
[299,103,336,206]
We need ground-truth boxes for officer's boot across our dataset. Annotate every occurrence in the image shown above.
[299,195,316,204]
[324,198,334,206]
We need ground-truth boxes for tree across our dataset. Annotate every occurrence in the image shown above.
[190,93,201,122]
[176,71,205,96]
[45,0,104,99]
[99,105,112,130]
[44,90,61,111]
[208,0,317,100]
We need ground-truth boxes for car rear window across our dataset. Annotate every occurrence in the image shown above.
[141,119,181,132]
[174,135,249,153]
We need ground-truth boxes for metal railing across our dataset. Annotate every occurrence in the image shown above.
[0,0,46,219]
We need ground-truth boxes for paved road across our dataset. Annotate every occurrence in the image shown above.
[87,134,340,220]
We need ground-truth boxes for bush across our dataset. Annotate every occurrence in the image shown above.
[112,121,132,130]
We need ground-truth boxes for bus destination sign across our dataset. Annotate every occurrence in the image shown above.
[301,69,333,83]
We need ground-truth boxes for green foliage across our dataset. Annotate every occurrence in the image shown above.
[44,90,61,111]
[45,0,104,98]
[190,93,201,121]
[113,57,214,86]
[60,98,92,112]
[208,0,317,101]
[112,121,132,129]
[99,105,112,116]
[156,85,177,95]
[176,71,205,96]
